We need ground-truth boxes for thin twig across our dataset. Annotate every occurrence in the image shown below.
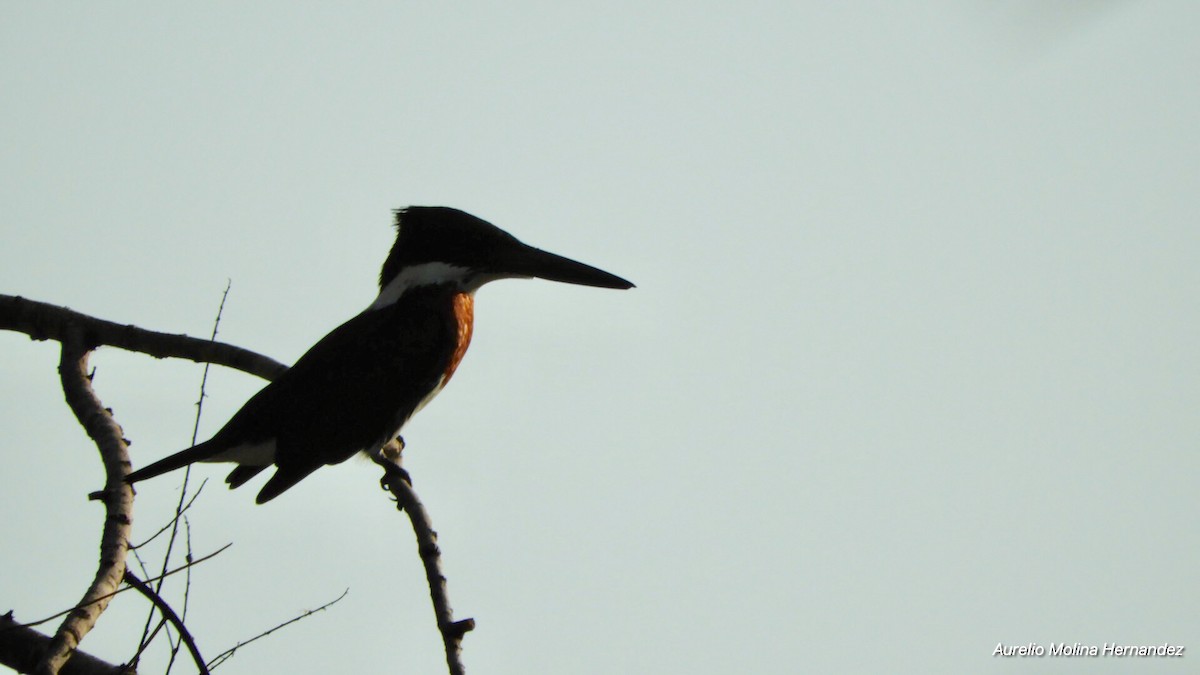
[124,545,158,671]
[374,441,474,675]
[205,589,350,670]
[19,545,232,631]
[129,481,207,550]
[121,573,208,675]
[128,546,151,592]
[36,329,136,675]
[162,516,195,675]
[159,281,230,675]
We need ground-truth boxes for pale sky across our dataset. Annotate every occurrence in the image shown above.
[1,3,1197,673]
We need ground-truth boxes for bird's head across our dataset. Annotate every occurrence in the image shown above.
[373,207,633,307]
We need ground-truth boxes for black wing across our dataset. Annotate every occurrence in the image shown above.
[129,286,462,504]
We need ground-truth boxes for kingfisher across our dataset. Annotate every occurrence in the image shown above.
[125,206,634,503]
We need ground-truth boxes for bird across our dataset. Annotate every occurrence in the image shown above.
[125,206,634,503]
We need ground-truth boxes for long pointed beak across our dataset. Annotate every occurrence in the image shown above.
[507,243,635,289]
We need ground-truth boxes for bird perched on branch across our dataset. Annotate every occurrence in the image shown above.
[126,206,634,503]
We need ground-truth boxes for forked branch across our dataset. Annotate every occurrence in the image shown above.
[2,295,474,674]
[34,328,134,675]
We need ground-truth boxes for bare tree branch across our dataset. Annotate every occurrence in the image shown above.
[0,294,286,380]
[4,295,474,672]
[375,440,474,675]
[35,329,135,675]
[0,611,132,675]
[121,573,208,675]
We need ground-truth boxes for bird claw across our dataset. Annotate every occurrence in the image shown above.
[378,464,412,490]
[393,465,413,487]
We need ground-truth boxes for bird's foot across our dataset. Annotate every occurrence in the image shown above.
[378,464,412,491]
[372,436,411,510]
[382,435,405,460]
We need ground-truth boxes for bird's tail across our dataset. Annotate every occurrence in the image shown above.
[126,440,221,484]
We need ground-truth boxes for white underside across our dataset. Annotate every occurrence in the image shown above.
[199,377,448,467]
[413,375,448,416]
[205,439,276,466]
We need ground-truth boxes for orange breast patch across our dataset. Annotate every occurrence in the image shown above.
[443,292,475,385]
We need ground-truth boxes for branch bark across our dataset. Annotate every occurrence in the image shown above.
[0,612,132,675]
[0,294,286,380]
[34,328,135,674]
[375,442,474,675]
